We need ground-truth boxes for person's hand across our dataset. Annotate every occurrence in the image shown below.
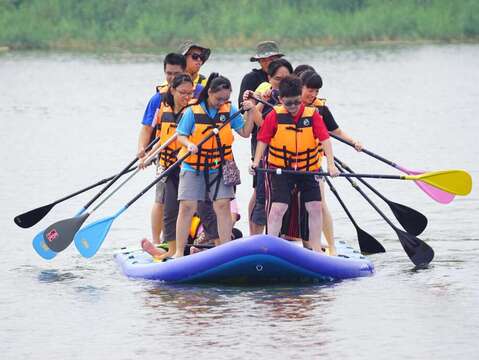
[242,99,255,112]
[352,140,363,152]
[249,161,259,175]
[138,157,147,170]
[242,90,257,104]
[187,143,198,154]
[328,163,340,177]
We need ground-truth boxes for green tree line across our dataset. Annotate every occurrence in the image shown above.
[1,0,478,51]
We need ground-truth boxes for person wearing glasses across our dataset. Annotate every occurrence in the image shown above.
[250,75,339,254]
[173,74,258,258]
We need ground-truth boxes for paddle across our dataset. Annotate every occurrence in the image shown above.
[329,133,457,204]
[333,161,434,267]
[14,166,139,229]
[255,168,472,196]
[73,107,244,258]
[38,135,164,254]
[324,177,385,254]
[334,157,428,236]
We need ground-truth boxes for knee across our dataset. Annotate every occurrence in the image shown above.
[179,201,197,216]
[269,204,287,222]
[214,199,231,214]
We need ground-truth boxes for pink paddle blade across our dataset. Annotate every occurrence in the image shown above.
[397,166,455,204]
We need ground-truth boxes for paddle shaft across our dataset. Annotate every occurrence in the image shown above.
[324,177,359,228]
[124,108,244,210]
[334,157,391,204]
[256,167,407,180]
[333,162,396,229]
[89,134,177,213]
[80,136,160,211]
[328,132,398,168]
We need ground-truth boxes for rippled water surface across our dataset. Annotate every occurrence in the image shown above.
[1,45,478,359]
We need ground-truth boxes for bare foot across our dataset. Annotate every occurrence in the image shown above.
[141,238,166,260]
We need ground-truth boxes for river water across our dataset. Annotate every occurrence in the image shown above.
[1,45,478,359]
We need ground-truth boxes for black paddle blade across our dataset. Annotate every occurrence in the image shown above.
[43,213,89,252]
[356,226,386,255]
[395,228,434,267]
[14,203,55,228]
[388,201,428,236]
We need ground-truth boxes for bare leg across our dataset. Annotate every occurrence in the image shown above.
[174,200,197,257]
[151,202,163,244]
[213,198,233,245]
[320,181,336,255]
[248,190,256,234]
[305,201,324,253]
[267,203,288,236]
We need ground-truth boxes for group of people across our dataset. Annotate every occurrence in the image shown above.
[137,40,363,261]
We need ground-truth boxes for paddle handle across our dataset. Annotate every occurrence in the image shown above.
[256,167,404,180]
[124,108,244,209]
[81,136,160,210]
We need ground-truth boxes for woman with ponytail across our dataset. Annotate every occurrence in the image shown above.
[173,73,259,258]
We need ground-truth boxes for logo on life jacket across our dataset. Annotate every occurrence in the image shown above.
[219,114,226,122]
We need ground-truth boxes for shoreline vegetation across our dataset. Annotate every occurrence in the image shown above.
[1,0,478,52]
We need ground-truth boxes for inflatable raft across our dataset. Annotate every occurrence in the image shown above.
[114,235,374,285]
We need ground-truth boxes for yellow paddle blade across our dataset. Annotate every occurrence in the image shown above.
[405,170,472,196]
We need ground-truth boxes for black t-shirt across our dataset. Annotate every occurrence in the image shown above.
[316,105,339,132]
[238,68,269,107]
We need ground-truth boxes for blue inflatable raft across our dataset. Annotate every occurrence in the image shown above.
[114,235,374,285]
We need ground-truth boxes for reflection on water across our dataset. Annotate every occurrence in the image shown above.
[2,45,479,359]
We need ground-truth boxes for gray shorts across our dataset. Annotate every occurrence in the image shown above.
[155,181,166,204]
[178,169,235,201]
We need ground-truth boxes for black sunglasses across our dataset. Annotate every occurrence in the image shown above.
[190,53,205,62]
[283,99,302,107]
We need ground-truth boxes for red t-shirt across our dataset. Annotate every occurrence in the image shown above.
[257,103,330,144]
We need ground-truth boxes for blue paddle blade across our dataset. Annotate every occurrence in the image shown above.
[32,230,57,260]
[74,215,116,258]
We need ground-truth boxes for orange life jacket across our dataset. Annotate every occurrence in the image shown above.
[268,105,322,171]
[155,103,184,168]
[312,98,326,108]
[179,102,234,171]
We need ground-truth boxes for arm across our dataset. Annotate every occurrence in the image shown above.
[320,138,339,176]
[331,128,363,151]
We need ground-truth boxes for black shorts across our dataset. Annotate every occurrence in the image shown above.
[270,172,321,204]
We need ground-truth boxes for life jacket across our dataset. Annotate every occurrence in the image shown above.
[268,105,321,171]
[155,103,184,168]
[179,102,234,171]
[312,98,326,108]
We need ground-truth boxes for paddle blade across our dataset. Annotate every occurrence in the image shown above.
[43,213,89,252]
[74,215,116,258]
[395,228,434,267]
[32,230,57,260]
[397,166,455,204]
[388,201,428,236]
[356,226,386,254]
[14,203,55,228]
[413,170,472,196]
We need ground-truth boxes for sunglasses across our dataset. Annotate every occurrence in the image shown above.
[283,99,302,107]
[189,53,205,62]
